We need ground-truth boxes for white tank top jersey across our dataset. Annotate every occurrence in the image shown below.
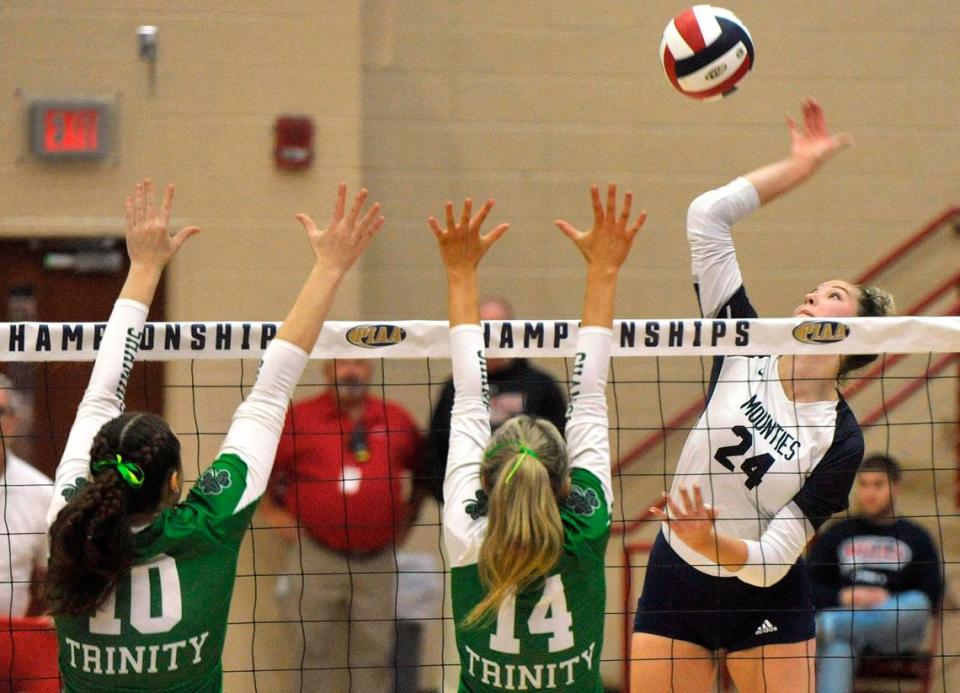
[666,177,864,587]
[0,452,52,616]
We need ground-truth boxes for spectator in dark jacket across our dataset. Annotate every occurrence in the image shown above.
[809,453,942,693]
[422,296,567,502]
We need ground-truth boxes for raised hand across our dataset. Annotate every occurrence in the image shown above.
[295,183,385,276]
[428,198,509,273]
[123,179,200,270]
[276,184,384,352]
[787,98,852,171]
[650,484,718,549]
[744,98,852,205]
[555,183,646,273]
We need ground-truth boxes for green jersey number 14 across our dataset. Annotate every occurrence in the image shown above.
[489,575,574,655]
[89,554,182,635]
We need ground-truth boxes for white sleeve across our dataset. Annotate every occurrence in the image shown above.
[564,326,612,508]
[687,177,761,318]
[219,338,308,513]
[441,324,491,568]
[34,484,53,570]
[34,535,50,572]
[736,501,814,587]
[47,299,148,527]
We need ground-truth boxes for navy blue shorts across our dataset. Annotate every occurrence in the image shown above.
[633,532,815,652]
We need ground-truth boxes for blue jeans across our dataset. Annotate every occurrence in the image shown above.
[816,590,932,693]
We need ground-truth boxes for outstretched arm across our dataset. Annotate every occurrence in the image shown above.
[48,180,199,526]
[277,185,384,351]
[556,183,645,502]
[688,100,849,319]
[430,198,509,566]
[744,98,851,205]
[220,184,384,510]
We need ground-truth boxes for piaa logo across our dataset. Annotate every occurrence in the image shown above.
[792,321,850,344]
[346,324,407,348]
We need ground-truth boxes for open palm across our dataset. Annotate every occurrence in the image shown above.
[428,198,509,272]
[788,98,852,170]
[295,183,385,275]
[555,183,646,272]
[124,179,200,268]
[650,484,718,546]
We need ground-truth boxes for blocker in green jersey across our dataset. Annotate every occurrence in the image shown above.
[429,186,645,692]
[44,179,384,692]
[53,454,257,691]
[451,468,609,691]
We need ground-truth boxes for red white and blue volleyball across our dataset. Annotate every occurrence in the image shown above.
[660,5,754,100]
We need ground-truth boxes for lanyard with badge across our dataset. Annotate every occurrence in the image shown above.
[349,421,370,463]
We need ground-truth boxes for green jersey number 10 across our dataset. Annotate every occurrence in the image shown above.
[489,574,574,654]
[89,554,183,635]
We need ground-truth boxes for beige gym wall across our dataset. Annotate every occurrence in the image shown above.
[2,1,957,691]
[359,2,959,690]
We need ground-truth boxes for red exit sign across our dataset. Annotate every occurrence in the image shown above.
[31,100,111,160]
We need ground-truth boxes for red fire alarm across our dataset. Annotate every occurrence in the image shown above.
[274,116,314,171]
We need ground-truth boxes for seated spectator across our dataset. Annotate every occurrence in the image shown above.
[810,453,942,693]
[0,374,52,617]
[423,296,567,502]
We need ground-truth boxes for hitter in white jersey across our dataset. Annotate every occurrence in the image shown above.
[631,100,895,693]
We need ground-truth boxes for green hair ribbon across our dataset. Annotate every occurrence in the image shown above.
[92,454,145,489]
[503,444,540,484]
[484,443,506,460]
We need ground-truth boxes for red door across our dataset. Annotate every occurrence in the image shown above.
[0,238,165,479]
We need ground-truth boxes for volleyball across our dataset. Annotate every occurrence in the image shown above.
[659,5,754,100]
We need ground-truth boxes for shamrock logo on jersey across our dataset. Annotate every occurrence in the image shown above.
[564,485,600,516]
[197,468,233,496]
[463,489,489,520]
[61,476,89,502]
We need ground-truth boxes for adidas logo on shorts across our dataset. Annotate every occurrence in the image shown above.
[754,619,778,636]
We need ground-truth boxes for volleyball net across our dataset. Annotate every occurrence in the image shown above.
[1,315,957,691]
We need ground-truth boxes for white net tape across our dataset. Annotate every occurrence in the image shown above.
[1,316,958,361]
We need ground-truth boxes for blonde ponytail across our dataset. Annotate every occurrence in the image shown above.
[462,416,568,628]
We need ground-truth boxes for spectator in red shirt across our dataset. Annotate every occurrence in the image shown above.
[260,357,424,693]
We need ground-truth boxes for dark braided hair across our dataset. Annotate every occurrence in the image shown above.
[45,412,181,616]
